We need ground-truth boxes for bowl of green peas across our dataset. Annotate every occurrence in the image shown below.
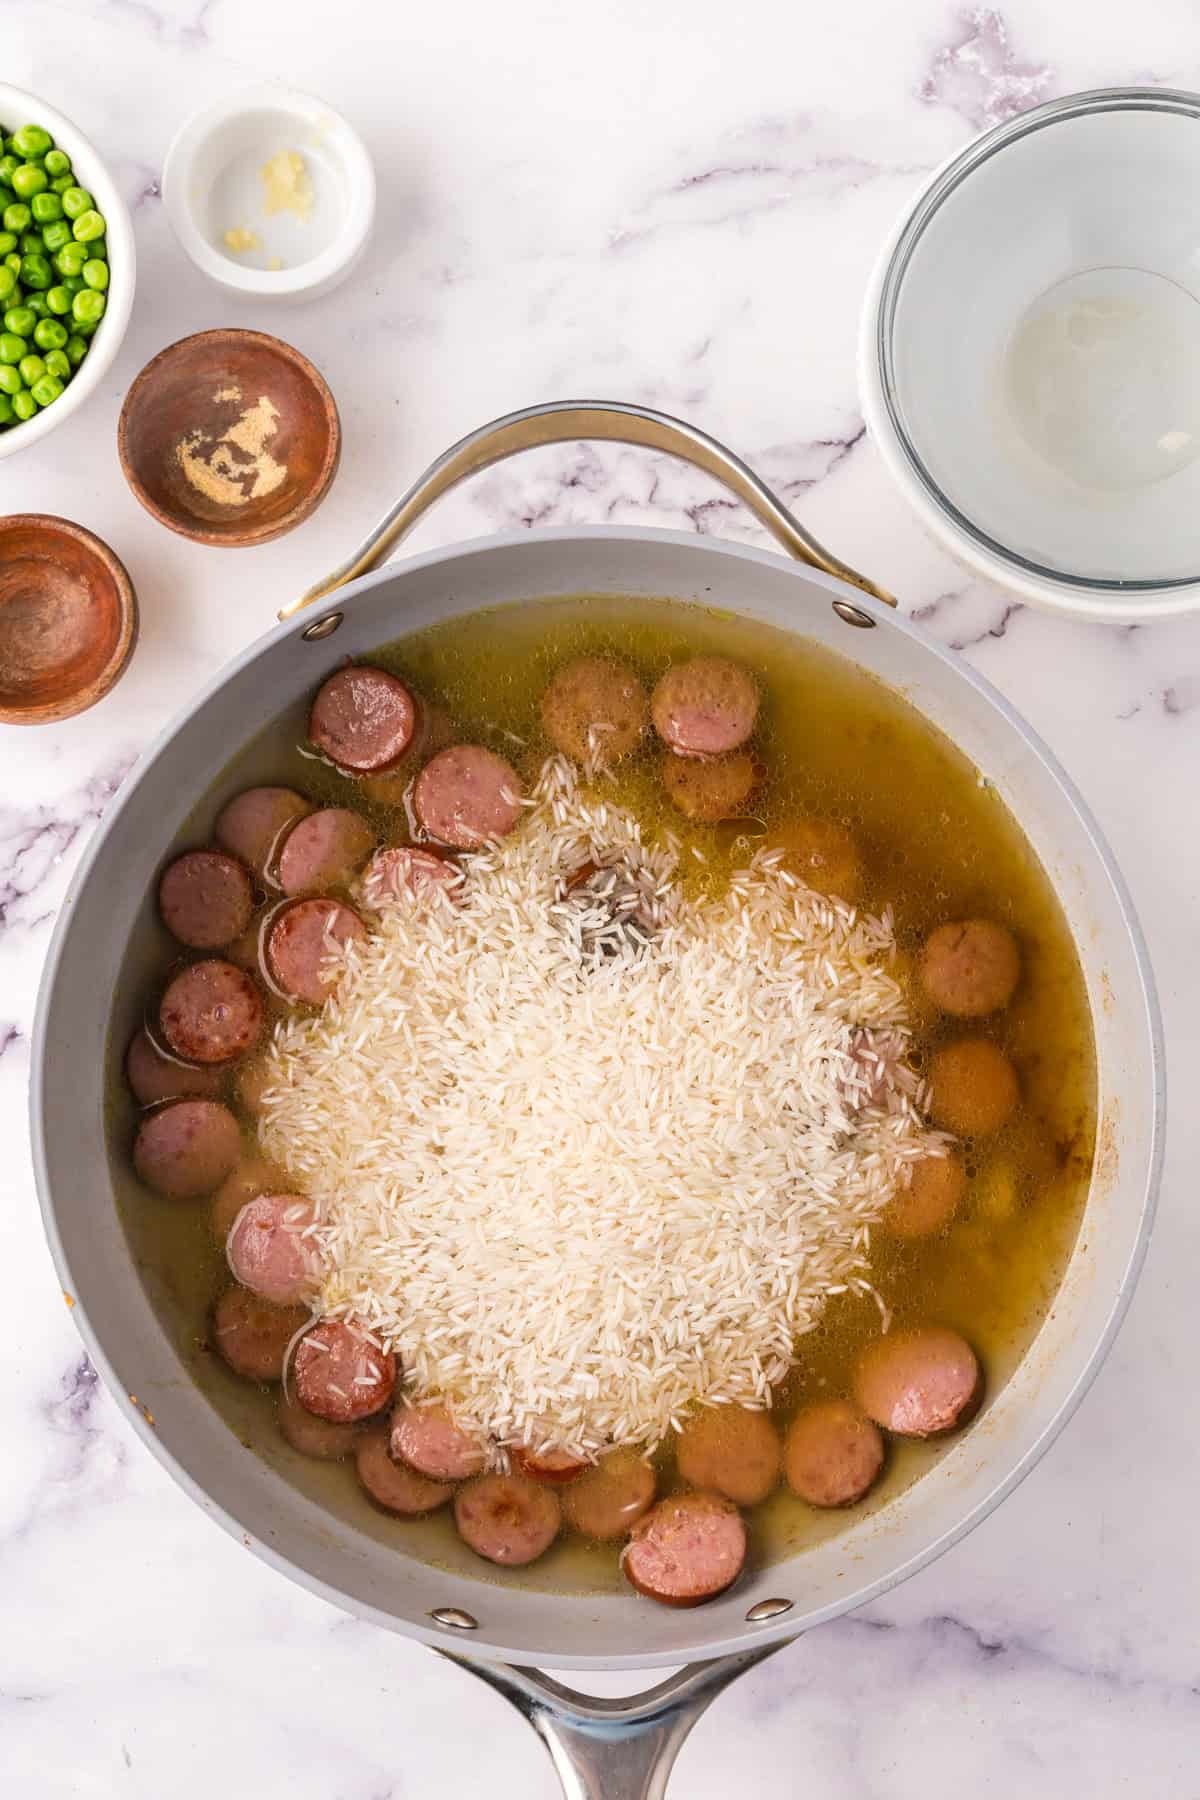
[0,85,134,456]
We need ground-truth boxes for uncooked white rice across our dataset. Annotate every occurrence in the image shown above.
[257,756,939,1460]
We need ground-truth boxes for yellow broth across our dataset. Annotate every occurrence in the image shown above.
[110,594,1095,1594]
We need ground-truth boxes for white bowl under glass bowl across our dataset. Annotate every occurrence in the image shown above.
[162,85,375,303]
[0,84,135,461]
[860,88,1200,622]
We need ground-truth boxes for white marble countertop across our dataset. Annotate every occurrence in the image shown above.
[2,1,1197,1793]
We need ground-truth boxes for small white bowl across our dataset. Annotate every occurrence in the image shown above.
[162,86,375,303]
[860,88,1200,622]
[0,83,136,461]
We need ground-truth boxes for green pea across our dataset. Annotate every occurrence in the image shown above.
[50,173,74,195]
[61,186,94,220]
[43,347,69,378]
[19,232,42,255]
[0,231,14,256]
[18,353,44,385]
[40,219,71,253]
[89,238,107,262]
[54,241,87,276]
[12,387,36,420]
[12,163,47,199]
[71,287,105,324]
[4,305,35,336]
[81,258,108,292]
[71,208,105,243]
[4,253,21,277]
[0,331,26,363]
[20,253,51,290]
[0,154,17,185]
[0,361,19,394]
[3,202,31,233]
[0,186,12,214]
[73,315,98,338]
[0,266,15,303]
[12,124,53,160]
[0,392,13,426]
[65,333,87,365]
[33,316,66,350]
[45,284,71,315]
[31,190,62,223]
[43,148,71,178]
[62,275,83,295]
[30,372,63,407]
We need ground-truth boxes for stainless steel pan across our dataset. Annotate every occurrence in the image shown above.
[31,403,1164,1799]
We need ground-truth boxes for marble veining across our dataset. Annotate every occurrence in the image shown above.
[2,0,1198,1793]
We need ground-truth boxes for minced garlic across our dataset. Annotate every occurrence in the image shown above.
[261,149,312,220]
[222,225,259,255]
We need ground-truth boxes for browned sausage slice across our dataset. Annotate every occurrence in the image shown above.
[513,1446,590,1484]
[278,808,375,896]
[293,1319,396,1423]
[133,1099,241,1198]
[125,1029,224,1107]
[928,1039,1019,1136]
[278,1391,359,1460]
[309,666,419,774]
[212,1287,310,1383]
[158,850,254,950]
[211,1157,288,1243]
[357,1429,455,1514]
[266,898,366,1005]
[661,749,757,821]
[622,1492,747,1606]
[226,1193,323,1305]
[676,1406,781,1506]
[651,656,759,756]
[541,656,648,764]
[783,1400,885,1507]
[215,787,311,875]
[413,746,525,848]
[854,1327,981,1437]
[361,847,463,908]
[882,1150,967,1239]
[159,959,263,1065]
[767,817,864,902]
[453,1472,562,1566]
[920,920,1021,1017]
[391,1403,486,1481]
[562,1450,657,1541]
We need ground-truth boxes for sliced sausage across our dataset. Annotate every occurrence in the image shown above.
[133,1099,240,1198]
[767,817,863,903]
[226,1193,323,1305]
[125,1029,224,1107]
[651,656,759,757]
[158,850,254,950]
[883,1149,967,1239]
[413,746,525,848]
[234,1053,274,1118]
[361,846,463,908]
[278,1391,359,1460]
[920,920,1020,1018]
[928,1039,1019,1136]
[360,701,456,804]
[211,1157,287,1242]
[854,1326,981,1437]
[357,1429,455,1514]
[293,1319,396,1423]
[541,656,648,764]
[661,750,757,822]
[675,1406,781,1506]
[309,666,419,774]
[159,959,263,1065]
[391,1403,486,1481]
[267,898,366,1005]
[212,1287,309,1383]
[278,807,375,897]
[453,1472,562,1566]
[783,1400,885,1507]
[215,786,310,876]
[622,1491,747,1606]
[562,1450,657,1541]
[514,1446,590,1484]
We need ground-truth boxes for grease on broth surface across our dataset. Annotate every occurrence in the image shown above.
[109,595,1095,1594]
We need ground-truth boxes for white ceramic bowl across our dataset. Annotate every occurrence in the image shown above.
[0,84,136,461]
[162,85,375,303]
[860,88,1200,622]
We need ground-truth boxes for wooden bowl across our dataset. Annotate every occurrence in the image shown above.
[117,329,341,546]
[0,516,138,725]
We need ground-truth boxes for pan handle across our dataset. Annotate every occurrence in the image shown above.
[441,1642,790,1800]
[277,399,893,620]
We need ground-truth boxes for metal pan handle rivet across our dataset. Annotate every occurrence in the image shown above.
[832,599,876,629]
[300,611,345,641]
[746,1597,794,1622]
[430,1606,480,1630]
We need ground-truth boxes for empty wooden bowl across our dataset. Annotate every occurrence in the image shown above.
[117,329,341,546]
[0,515,138,725]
